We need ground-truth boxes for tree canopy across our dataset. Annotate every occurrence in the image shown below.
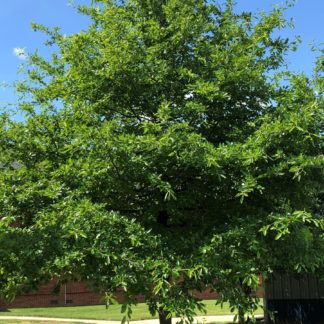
[0,0,323,323]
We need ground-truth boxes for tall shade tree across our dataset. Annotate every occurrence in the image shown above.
[0,0,323,323]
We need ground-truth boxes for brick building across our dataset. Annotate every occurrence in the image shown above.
[0,280,263,308]
[0,281,103,308]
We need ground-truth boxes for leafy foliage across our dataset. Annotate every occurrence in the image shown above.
[0,0,323,323]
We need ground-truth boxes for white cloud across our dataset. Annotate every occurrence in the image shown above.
[13,47,27,60]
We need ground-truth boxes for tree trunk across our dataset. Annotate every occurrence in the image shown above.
[158,307,172,324]
[238,308,245,324]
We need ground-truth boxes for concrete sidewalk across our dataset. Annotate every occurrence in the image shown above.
[0,314,263,323]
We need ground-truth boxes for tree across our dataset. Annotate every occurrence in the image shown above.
[0,0,323,323]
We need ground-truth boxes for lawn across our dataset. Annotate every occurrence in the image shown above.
[0,321,233,324]
[0,318,82,324]
[0,322,234,324]
[0,300,263,321]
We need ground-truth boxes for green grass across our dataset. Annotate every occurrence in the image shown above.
[0,322,233,324]
[0,320,239,324]
[0,321,82,324]
[0,300,263,321]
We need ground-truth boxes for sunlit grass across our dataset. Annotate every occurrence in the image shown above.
[0,299,263,321]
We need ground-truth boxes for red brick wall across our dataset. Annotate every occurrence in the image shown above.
[0,281,263,308]
[0,281,102,308]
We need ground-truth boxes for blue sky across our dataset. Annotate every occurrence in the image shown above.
[1,0,323,114]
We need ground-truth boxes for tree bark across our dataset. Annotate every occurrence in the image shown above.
[158,307,172,324]
[238,309,245,324]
